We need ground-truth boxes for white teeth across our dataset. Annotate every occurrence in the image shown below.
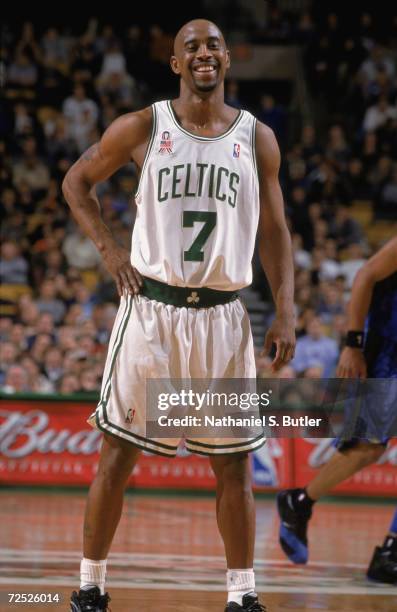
[195,66,215,72]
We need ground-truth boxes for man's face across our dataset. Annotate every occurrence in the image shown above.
[171,22,230,94]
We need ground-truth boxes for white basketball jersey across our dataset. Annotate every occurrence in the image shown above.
[132,100,260,290]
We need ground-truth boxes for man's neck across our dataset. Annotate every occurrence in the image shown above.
[174,85,227,126]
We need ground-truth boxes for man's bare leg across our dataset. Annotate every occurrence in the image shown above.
[84,434,141,559]
[278,441,386,565]
[210,453,256,605]
[306,442,385,500]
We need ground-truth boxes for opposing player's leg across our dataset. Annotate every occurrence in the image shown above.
[367,507,397,584]
[277,441,385,564]
[70,434,141,611]
[210,453,266,611]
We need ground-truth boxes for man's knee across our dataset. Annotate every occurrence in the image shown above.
[210,453,251,489]
[341,441,385,468]
[96,434,141,488]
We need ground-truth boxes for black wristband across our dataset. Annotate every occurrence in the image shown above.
[345,330,365,349]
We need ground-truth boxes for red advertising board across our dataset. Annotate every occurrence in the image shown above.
[1,397,395,495]
[293,438,397,497]
[0,397,291,491]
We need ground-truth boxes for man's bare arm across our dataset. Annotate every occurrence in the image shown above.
[337,237,397,378]
[256,121,296,370]
[347,237,397,329]
[62,108,152,296]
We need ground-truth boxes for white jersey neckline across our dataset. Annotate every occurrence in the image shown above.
[166,100,244,142]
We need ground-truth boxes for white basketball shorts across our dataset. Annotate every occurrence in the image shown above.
[89,294,266,456]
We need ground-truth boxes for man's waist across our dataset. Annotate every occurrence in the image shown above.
[140,276,239,308]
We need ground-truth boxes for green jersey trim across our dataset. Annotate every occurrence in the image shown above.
[251,117,259,181]
[134,104,158,198]
[166,100,243,142]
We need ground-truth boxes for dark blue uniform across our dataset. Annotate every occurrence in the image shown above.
[336,271,397,448]
[365,271,397,378]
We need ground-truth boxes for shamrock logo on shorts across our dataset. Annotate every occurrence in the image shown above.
[187,291,200,304]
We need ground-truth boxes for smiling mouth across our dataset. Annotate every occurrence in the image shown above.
[192,64,217,75]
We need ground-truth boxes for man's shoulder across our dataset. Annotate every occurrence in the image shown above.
[112,106,153,131]
[102,106,154,150]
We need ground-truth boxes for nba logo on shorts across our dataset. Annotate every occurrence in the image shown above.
[159,131,173,154]
[125,408,136,424]
[233,143,240,158]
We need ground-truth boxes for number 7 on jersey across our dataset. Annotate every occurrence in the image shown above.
[183,211,217,262]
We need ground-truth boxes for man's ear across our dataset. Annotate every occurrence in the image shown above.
[225,49,231,70]
[170,55,181,75]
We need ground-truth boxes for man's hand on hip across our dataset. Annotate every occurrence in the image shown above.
[101,243,143,297]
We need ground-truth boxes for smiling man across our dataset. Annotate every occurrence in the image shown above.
[63,19,295,612]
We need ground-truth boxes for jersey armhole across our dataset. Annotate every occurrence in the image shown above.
[250,117,259,182]
[134,104,158,199]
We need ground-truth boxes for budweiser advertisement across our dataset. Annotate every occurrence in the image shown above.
[1,397,394,495]
[293,438,397,497]
[0,397,291,490]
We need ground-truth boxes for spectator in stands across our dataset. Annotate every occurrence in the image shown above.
[2,365,29,393]
[291,316,339,378]
[339,243,367,288]
[77,367,101,393]
[18,297,40,335]
[59,373,80,394]
[325,124,351,171]
[20,355,54,393]
[0,342,20,385]
[62,226,102,270]
[30,333,54,364]
[374,164,397,219]
[62,83,99,153]
[359,45,395,95]
[258,95,287,148]
[330,205,363,250]
[35,278,66,324]
[225,80,242,109]
[42,346,64,384]
[6,50,38,98]
[363,95,397,133]
[0,241,29,285]
[342,158,372,201]
[40,27,70,71]
[12,137,50,196]
[310,245,341,282]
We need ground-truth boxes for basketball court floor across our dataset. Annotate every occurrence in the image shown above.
[0,490,396,611]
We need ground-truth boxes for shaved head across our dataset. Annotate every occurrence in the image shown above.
[170,19,229,95]
[173,19,225,55]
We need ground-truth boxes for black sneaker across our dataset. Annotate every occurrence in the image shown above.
[225,593,267,611]
[277,488,312,564]
[367,546,397,585]
[70,586,111,611]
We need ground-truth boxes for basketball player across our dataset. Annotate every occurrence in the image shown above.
[63,19,295,611]
[277,237,397,584]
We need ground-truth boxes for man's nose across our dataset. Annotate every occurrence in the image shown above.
[196,44,212,60]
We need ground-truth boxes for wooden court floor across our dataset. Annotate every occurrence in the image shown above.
[0,490,396,611]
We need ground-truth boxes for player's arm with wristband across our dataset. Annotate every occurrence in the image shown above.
[337,237,397,378]
[62,108,152,297]
[255,121,296,372]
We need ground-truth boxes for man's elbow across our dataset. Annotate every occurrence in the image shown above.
[61,165,89,203]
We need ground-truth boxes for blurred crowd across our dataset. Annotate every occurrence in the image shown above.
[1,7,396,393]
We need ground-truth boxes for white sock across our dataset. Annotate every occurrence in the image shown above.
[80,558,107,595]
[227,569,255,605]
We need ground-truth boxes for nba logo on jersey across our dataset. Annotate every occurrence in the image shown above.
[159,130,173,154]
[233,143,240,158]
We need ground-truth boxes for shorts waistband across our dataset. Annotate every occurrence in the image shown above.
[140,276,239,308]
